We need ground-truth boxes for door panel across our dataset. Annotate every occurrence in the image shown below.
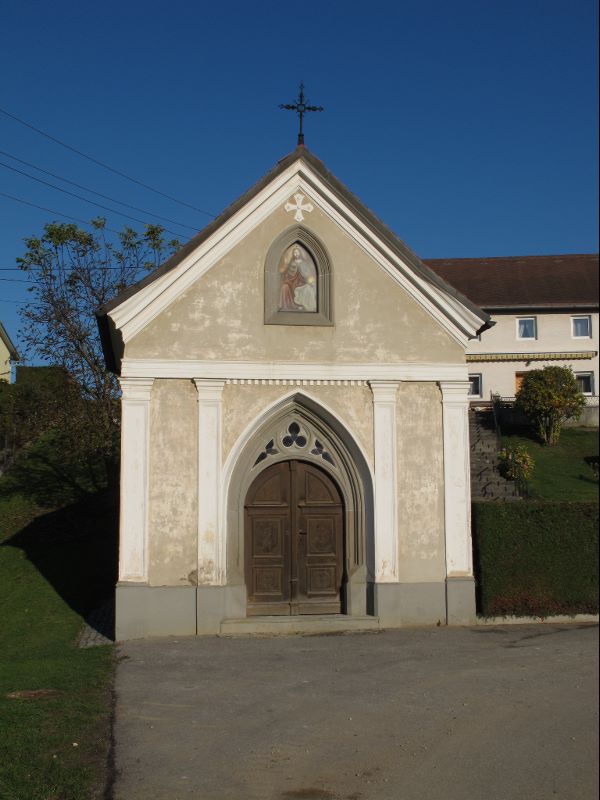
[304,470,338,504]
[245,460,343,616]
[245,463,291,615]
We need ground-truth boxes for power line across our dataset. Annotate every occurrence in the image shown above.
[0,149,199,232]
[0,277,30,282]
[0,190,123,234]
[0,160,184,236]
[0,105,216,217]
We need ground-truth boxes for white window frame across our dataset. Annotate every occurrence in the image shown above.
[571,315,592,340]
[575,372,594,396]
[516,316,537,341]
[468,373,483,398]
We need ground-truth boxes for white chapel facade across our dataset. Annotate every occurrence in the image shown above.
[98,148,490,640]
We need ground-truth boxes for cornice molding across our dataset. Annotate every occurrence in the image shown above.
[121,359,469,382]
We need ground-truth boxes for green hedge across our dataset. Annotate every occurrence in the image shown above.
[472,501,599,617]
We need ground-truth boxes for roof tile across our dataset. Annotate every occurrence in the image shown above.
[425,254,599,309]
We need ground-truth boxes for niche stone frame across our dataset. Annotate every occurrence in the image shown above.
[264,226,333,326]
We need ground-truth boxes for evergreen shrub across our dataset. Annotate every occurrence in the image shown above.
[472,501,599,617]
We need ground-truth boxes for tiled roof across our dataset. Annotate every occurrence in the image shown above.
[424,254,599,310]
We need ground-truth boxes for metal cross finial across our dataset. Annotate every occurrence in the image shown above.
[279,83,324,146]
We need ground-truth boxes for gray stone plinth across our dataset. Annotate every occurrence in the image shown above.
[196,585,246,635]
[116,585,196,641]
[446,576,476,625]
[374,581,446,626]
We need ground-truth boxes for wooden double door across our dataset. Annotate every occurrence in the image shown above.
[245,460,344,615]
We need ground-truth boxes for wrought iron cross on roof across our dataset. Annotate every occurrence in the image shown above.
[279,83,324,146]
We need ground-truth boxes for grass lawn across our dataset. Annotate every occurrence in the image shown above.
[0,444,117,800]
[500,426,599,501]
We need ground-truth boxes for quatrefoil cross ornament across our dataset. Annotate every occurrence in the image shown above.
[284,193,314,222]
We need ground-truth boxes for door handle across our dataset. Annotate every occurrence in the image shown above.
[297,530,307,535]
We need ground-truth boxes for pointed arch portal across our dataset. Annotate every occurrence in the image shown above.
[225,393,375,617]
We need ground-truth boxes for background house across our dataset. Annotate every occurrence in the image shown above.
[427,255,599,420]
[0,321,18,383]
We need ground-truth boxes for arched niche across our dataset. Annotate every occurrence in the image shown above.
[224,393,374,616]
[264,226,333,326]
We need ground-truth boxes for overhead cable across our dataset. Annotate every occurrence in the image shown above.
[0,105,216,217]
[0,160,184,236]
[0,190,123,233]
[0,149,198,232]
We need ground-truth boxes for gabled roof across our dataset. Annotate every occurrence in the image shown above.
[97,146,491,372]
[425,254,599,310]
[0,320,18,360]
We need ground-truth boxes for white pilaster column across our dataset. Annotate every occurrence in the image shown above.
[369,381,400,582]
[118,377,154,582]
[194,379,226,585]
[440,381,473,577]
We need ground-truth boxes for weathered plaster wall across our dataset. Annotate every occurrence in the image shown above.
[221,383,374,467]
[145,380,446,587]
[147,379,198,586]
[396,383,446,582]
[126,202,463,365]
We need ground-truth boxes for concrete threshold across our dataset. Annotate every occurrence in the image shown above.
[219,614,380,637]
[476,613,599,626]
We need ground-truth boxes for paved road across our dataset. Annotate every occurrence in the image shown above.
[112,624,599,800]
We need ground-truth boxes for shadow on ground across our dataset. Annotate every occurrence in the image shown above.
[2,485,119,640]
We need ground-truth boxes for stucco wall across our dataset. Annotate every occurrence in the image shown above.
[147,379,198,586]
[221,383,374,467]
[143,379,447,588]
[396,383,446,582]
[126,202,463,365]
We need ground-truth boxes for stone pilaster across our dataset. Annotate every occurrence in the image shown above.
[118,377,154,582]
[194,379,226,585]
[439,380,475,624]
[369,381,400,582]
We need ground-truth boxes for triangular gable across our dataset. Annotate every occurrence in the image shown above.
[98,147,490,373]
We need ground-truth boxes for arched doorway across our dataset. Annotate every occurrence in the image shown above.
[224,393,375,618]
[245,460,344,615]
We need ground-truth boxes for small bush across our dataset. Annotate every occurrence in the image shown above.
[473,501,599,617]
[498,444,534,494]
[516,366,585,445]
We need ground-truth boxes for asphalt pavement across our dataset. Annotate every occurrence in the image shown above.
[112,623,599,800]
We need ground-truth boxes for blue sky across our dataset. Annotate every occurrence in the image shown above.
[1,0,598,353]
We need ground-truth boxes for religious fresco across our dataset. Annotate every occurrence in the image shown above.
[278,243,317,312]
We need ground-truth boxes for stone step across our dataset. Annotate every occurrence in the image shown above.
[469,410,518,501]
[219,614,380,637]
[474,485,518,495]
[472,495,521,503]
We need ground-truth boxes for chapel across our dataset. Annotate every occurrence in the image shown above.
[98,146,490,640]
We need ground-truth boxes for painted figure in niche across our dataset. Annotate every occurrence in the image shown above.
[278,243,317,312]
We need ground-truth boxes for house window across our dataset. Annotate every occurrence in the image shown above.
[468,374,482,398]
[571,315,592,339]
[575,372,594,396]
[516,317,537,340]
